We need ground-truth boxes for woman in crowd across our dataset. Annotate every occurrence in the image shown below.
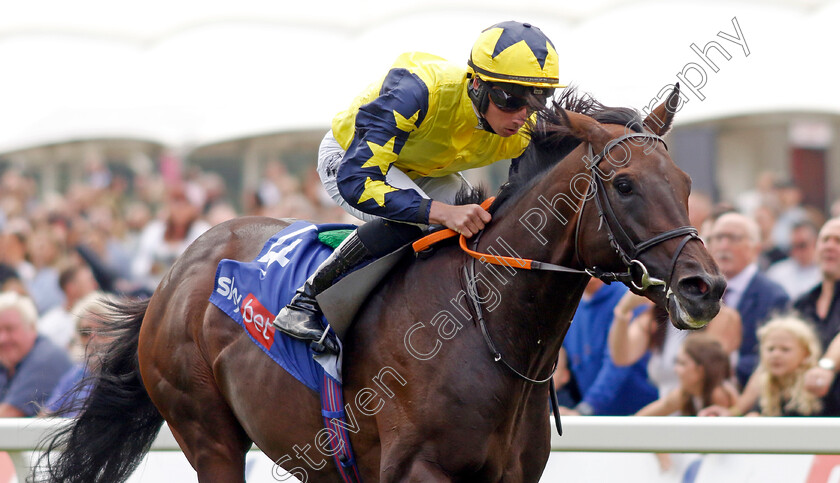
[636,334,739,472]
[131,186,210,293]
[609,291,741,397]
[636,334,738,417]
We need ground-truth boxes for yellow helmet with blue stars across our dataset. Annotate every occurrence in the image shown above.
[467,21,564,89]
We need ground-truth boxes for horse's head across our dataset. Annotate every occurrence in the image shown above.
[560,85,725,329]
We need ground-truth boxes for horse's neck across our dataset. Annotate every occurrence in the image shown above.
[474,157,591,372]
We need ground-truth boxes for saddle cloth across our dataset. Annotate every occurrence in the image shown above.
[209,221,356,387]
[209,221,366,482]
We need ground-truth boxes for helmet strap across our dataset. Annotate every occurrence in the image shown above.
[467,76,497,134]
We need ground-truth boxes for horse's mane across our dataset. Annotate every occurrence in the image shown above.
[487,86,645,216]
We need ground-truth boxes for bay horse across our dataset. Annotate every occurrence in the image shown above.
[39,85,724,482]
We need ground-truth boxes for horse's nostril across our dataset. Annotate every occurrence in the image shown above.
[678,276,710,298]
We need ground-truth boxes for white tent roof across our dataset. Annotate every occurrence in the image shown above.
[0,0,837,153]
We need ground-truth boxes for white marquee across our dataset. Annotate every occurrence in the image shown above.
[0,0,836,153]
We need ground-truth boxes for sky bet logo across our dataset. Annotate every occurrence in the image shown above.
[216,276,275,349]
[241,294,275,349]
[216,276,243,306]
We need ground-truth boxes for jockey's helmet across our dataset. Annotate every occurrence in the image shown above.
[467,21,564,118]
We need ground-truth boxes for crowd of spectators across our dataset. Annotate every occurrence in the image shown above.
[556,173,840,424]
[0,158,352,418]
[0,152,838,426]
[549,175,840,472]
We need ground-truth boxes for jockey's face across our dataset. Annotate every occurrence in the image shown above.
[484,101,529,137]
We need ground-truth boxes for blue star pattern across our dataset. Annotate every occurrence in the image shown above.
[490,21,555,69]
[336,68,432,223]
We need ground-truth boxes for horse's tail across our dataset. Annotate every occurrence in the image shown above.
[35,297,164,483]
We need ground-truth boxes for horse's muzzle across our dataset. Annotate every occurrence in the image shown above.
[668,274,726,330]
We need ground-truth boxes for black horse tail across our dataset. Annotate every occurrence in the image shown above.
[35,297,164,483]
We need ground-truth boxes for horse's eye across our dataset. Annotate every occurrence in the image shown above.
[615,179,633,195]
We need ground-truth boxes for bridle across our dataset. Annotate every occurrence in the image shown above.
[460,131,701,385]
[576,132,700,296]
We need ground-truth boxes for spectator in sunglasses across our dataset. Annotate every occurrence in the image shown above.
[274,21,564,353]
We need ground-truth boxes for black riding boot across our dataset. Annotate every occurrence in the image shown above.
[273,231,371,354]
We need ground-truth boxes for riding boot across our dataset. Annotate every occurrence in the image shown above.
[273,231,371,354]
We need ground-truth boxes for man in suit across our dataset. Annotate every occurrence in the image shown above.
[708,212,789,387]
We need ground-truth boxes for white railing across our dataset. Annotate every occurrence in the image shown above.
[7,417,840,479]
[548,416,840,454]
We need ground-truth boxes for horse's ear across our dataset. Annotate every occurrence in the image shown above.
[643,83,680,136]
[558,109,612,148]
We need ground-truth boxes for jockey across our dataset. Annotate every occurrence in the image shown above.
[273,21,564,354]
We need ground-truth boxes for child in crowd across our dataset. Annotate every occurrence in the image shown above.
[702,315,822,417]
[756,316,823,416]
[637,334,738,416]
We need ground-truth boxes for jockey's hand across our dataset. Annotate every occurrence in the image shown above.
[429,201,492,238]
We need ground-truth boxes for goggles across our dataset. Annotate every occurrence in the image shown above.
[487,85,531,112]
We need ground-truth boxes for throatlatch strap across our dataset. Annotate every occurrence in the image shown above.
[320,374,363,483]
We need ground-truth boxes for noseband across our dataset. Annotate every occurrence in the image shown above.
[575,132,700,295]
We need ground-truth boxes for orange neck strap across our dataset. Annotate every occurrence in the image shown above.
[411,197,533,270]
[412,196,593,276]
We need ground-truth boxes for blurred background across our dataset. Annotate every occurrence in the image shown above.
[1,0,838,216]
[0,3,837,480]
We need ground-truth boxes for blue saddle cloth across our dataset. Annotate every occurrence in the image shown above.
[209,221,355,391]
[210,221,364,481]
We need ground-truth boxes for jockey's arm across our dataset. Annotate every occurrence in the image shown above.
[335,69,433,225]
[335,67,491,235]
